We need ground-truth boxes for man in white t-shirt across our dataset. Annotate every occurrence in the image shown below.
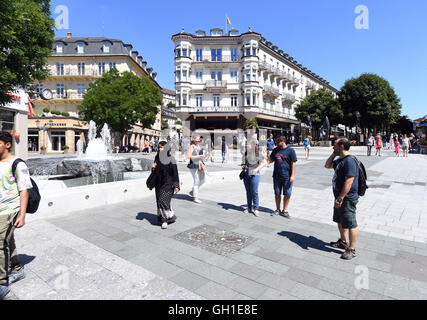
[0,132,32,300]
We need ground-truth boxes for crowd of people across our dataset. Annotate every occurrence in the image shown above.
[366,132,420,157]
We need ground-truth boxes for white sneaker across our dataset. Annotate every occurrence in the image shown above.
[161,222,168,229]
[193,199,202,204]
[253,209,260,217]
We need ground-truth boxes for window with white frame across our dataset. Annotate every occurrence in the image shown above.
[175,66,181,82]
[230,70,238,82]
[196,94,203,107]
[231,48,238,61]
[77,84,85,97]
[196,71,203,82]
[109,62,116,70]
[78,63,85,75]
[252,91,258,106]
[245,66,251,81]
[196,49,203,61]
[182,67,188,81]
[77,43,84,54]
[182,90,188,105]
[56,63,64,75]
[36,84,43,94]
[103,43,111,53]
[231,95,238,107]
[56,84,65,97]
[99,63,105,75]
[213,94,220,107]
[56,44,63,53]
[176,90,181,105]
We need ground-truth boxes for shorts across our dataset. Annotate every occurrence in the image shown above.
[333,199,358,229]
[304,145,310,149]
[273,177,293,196]
[402,145,408,150]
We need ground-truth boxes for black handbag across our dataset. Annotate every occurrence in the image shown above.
[239,168,248,180]
[146,169,157,190]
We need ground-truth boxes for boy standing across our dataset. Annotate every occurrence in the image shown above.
[0,132,32,299]
[268,136,297,218]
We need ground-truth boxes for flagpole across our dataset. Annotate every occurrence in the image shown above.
[225,13,227,34]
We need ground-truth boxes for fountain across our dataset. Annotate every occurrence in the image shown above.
[28,121,152,187]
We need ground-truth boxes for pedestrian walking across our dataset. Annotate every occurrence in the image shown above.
[366,133,375,156]
[394,135,400,156]
[402,134,410,157]
[221,136,229,164]
[375,133,382,156]
[241,140,267,217]
[142,139,150,153]
[266,134,275,160]
[381,133,387,149]
[0,132,32,300]
[324,138,360,260]
[303,136,312,160]
[389,133,394,150]
[187,137,206,203]
[268,136,297,218]
[151,141,180,229]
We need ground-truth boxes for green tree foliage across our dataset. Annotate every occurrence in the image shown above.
[391,115,413,134]
[78,69,162,143]
[295,88,342,139]
[244,118,259,129]
[0,0,55,105]
[338,73,401,132]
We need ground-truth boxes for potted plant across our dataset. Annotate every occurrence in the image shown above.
[62,145,70,154]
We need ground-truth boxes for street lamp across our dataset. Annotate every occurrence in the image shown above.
[307,115,312,137]
[355,111,361,145]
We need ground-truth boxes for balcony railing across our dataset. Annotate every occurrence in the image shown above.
[263,85,280,97]
[206,80,227,88]
[282,93,296,103]
[194,55,240,63]
[244,107,298,121]
[52,68,99,77]
[175,106,243,113]
[51,93,84,100]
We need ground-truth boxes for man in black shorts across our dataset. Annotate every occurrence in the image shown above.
[325,138,359,260]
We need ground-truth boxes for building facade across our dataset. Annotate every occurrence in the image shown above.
[30,33,162,154]
[0,89,31,159]
[172,28,337,139]
[161,88,181,139]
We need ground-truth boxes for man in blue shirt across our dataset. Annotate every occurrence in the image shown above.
[268,136,297,218]
[266,134,275,159]
[325,138,359,260]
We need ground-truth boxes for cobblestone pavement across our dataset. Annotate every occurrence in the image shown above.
[7,147,427,300]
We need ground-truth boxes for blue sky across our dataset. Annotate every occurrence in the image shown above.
[51,0,426,120]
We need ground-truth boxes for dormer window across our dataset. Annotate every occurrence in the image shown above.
[103,43,111,53]
[56,44,63,53]
[210,29,223,36]
[77,43,84,54]
[195,30,206,37]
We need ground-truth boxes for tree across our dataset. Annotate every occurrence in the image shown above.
[244,118,259,129]
[338,73,402,134]
[390,115,413,134]
[78,69,162,145]
[295,88,343,139]
[0,0,55,105]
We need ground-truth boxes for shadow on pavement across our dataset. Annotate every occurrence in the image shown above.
[136,212,159,226]
[217,203,274,214]
[173,194,193,201]
[277,231,343,254]
[18,254,36,266]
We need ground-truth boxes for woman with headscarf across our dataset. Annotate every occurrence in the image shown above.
[152,141,180,229]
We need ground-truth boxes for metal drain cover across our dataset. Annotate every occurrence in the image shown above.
[174,225,255,256]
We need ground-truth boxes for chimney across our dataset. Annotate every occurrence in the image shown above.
[67,32,72,38]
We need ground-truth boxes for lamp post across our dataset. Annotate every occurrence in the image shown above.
[307,115,312,137]
[35,119,53,154]
[355,111,361,146]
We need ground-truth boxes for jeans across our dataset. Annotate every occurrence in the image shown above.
[222,151,226,161]
[367,145,372,156]
[243,174,260,210]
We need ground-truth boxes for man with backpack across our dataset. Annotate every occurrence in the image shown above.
[0,132,33,299]
[325,138,363,260]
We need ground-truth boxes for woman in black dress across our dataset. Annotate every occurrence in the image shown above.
[152,141,180,229]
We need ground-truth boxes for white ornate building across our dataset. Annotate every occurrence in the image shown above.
[172,28,337,139]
